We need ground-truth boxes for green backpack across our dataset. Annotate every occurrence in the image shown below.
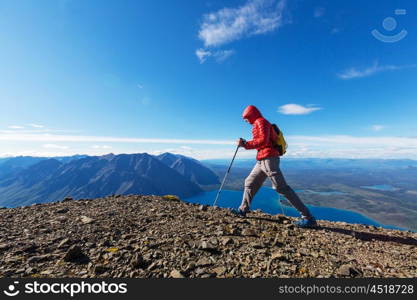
[271,124,287,156]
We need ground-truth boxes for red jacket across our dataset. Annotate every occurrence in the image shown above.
[242,105,279,161]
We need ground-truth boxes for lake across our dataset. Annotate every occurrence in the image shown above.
[361,184,398,192]
[184,187,406,231]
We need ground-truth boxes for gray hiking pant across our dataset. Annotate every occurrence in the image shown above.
[239,156,312,218]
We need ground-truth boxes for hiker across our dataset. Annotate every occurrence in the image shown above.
[233,105,317,228]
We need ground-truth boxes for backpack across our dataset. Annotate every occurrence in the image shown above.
[271,124,287,156]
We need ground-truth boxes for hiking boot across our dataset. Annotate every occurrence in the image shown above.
[231,208,247,217]
[294,217,317,228]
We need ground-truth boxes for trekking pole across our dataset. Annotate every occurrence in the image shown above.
[212,144,240,207]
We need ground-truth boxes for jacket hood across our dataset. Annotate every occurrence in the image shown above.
[242,105,262,124]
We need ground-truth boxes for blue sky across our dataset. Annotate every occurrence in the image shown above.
[1,0,417,159]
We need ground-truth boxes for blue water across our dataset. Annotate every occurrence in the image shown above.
[184,187,407,231]
[361,185,398,192]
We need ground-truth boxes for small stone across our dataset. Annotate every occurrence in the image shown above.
[56,216,68,223]
[195,268,206,275]
[170,269,185,278]
[62,197,73,202]
[22,244,38,253]
[0,243,11,251]
[337,264,362,277]
[288,265,297,272]
[311,251,319,258]
[131,254,148,269]
[221,237,233,246]
[208,237,218,245]
[229,228,239,235]
[185,262,196,272]
[250,241,264,249]
[64,245,84,262]
[27,255,51,264]
[94,265,110,275]
[56,208,69,214]
[200,241,217,251]
[337,264,352,276]
[147,261,159,271]
[284,223,295,229]
[58,238,71,249]
[196,257,212,267]
[199,205,208,211]
[271,251,285,260]
[40,269,53,275]
[80,216,95,224]
[25,267,37,275]
[241,229,257,236]
[212,266,226,276]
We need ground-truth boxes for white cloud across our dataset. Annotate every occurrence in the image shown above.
[0,151,73,158]
[0,132,234,145]
[3,131,417,160]
[372,125,385,132]
[180,146,193,150]
[196,48,212,63]
[198,0,287,48]
[0,129,81,134]
[215,49,235,63]
[91,145,112,149]
[288,135,417,147]
[314,7,325,18]
[338,61,417,80]
[43,144,69,150]
[137,84,144,89]
[286,135,417,159]
[278,104,322,115]
[28,124,44,128]
[8,125,24,129]
[196,0,287,63]
[196,48,235,63]
[2,133,417,160]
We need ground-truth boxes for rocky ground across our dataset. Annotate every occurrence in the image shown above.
[0,195,416,278]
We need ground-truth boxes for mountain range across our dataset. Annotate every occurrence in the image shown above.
[0,155,87,180]
[0,153,219,207]
[156,152,219,185]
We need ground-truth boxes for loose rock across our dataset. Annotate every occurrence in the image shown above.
[0,194,414,278]
[63,245,84,262]
[170,269,185,278]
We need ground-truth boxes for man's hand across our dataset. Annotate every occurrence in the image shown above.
[237,138,246,147]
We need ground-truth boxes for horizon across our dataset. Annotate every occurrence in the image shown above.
[1,152,417,163]
[1,0,417,160]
